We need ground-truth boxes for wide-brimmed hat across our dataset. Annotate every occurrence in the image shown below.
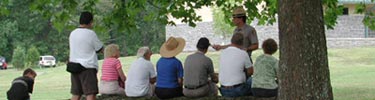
[232,6,246,17]
[160,37,186,58]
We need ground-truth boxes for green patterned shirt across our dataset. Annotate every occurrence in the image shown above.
[252,54,279,89]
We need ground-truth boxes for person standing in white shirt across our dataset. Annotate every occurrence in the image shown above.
[69,11,103,100]
[219,33,253,97]
[125,47,156,97]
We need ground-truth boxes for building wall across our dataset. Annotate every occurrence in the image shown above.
[166,15,375,51]
[343,4,375,15]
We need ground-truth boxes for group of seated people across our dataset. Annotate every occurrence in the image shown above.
[98,33,279,99]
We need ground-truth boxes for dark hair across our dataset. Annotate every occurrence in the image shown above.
[231,33,243,46]
[262,38,278,54]
[79,11,93,25]
[23,68,36,76]
[197,37,211,51]
[240,16,247,23]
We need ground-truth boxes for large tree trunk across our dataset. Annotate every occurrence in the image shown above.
[277,0,333,99]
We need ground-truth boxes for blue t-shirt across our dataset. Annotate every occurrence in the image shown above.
[156,57,184,88]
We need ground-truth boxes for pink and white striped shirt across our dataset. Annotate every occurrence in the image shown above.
[101,58,123,81]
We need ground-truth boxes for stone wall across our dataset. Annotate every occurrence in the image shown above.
[166,15,375,51]
[326,15,366,38]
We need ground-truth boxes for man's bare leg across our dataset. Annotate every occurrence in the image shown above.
[86,94,96,100]
[71,95,81,100]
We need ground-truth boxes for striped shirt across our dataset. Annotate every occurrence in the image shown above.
[101,58,123,81]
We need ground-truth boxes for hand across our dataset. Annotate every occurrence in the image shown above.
[212,45,222,51]
[242,47,248,51]
[211,73,219,83]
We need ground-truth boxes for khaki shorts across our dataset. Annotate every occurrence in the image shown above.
[71,69,98,95]
[99,80,125,95]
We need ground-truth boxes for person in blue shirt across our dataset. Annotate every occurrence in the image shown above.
[155,37,185,99]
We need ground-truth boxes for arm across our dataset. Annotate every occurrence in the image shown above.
[117,68,126,82]
[247,67,254,76]
[149,62,157,84]
[247,43,259,51]
[178,78,183,86]
[177,61,184,87]
[212,44,230,51]
[210,73,219,83]
[96,46,104,53]
[92,32,104,54]
[244,52,253,76]
[245,28,259,52]
[150,77,156,84]
[207,59,218,83]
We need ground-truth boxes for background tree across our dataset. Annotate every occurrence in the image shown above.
[212,6,234,39]
[12,46,25,70]
[0,20,18,62]
[0,0,69,63]
[25,46,40,68]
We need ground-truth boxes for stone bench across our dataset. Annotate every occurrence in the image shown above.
[88,95,276,100]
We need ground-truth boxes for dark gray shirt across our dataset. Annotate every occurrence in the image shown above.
[183,52,214,87]
[233,24,258,56]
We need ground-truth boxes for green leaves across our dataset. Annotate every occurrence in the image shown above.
[354,1,375,30]
[323,0,342,29]
[355,3,366,14]
[0,0,10,16]
[12,46,26,70]
[363,13,375,30]
[25,46,40,68]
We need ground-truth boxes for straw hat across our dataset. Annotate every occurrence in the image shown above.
[160,37,186,58]
[232,6,246,17]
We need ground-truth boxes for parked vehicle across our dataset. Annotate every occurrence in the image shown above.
[0,56,7,69]
[39,55,56,67]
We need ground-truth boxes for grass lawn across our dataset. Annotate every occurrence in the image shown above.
[0,47,374,100]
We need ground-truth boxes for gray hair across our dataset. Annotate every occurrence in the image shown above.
[137,46,151,58]
[104,44,120,58]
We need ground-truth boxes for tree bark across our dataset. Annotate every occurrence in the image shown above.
[277,0,333,99]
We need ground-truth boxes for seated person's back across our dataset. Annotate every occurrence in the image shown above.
[125,47,156,97]
[99,44,126,95]
[183,37,218,98]
[252,38,279,97]
[155,37,185,99]
[219,33,254,97]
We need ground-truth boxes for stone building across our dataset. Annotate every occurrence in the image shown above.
[166,0,375,51]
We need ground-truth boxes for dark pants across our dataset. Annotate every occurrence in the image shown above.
[155,87,183,99]
[252,88,278,97]
[220,78,253,98]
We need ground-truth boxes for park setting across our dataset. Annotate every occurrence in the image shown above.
[0,48,374,99]
[0,0,375,100]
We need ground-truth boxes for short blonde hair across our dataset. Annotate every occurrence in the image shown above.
[104,44,120,58]
[137,46,151,58]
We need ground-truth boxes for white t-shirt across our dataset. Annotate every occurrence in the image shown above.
[125,57,156,97]
[69,28,103,69]
[219,46,252,86]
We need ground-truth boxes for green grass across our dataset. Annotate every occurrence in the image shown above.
[0,47,374,100]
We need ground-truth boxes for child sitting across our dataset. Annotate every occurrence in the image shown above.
[251,38,279,97]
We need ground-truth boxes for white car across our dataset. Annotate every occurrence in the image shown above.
[39,55,56,67]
